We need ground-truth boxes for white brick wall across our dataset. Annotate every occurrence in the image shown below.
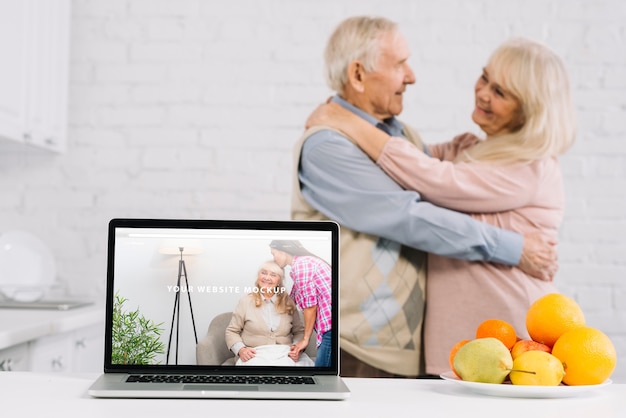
[1,0,624,381]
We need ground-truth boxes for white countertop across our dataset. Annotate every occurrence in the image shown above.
[0,304,104,349]
[0,373,623,417]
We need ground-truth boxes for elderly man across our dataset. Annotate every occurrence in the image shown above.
[291,16,557,378]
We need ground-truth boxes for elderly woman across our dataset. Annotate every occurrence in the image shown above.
[306,37,575,374]
[225,260,313,366]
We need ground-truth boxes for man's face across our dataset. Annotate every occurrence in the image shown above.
[360,31,415,120]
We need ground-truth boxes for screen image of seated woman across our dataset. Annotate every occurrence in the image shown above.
[225,260,315,367]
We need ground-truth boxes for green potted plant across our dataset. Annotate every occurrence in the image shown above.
[112,292,165,364]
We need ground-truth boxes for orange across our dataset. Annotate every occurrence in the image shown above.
[448,339,470,377]
[475,319,517,350]
[526,293,585,347]
[551,326,616,385]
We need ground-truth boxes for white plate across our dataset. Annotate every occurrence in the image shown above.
[440,371,612,398]
[0,230,56,302]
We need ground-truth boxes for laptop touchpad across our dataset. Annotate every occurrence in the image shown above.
[183,385,259,392]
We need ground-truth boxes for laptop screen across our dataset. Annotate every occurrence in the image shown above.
[104,219,339,375]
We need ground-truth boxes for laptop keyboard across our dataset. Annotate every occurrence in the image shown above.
[127,374,316,385]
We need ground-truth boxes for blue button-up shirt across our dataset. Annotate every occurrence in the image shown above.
[298,95,522,265]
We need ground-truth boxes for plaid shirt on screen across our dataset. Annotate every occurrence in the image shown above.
[289,255,332,347]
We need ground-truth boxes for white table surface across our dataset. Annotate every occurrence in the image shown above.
[0,372,623,418]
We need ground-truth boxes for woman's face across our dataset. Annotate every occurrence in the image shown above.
[472,65,522,136]
[270,248,289,268]
[257,268,281,293]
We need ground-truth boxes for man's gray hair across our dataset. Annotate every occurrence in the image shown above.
[324,16,398,93]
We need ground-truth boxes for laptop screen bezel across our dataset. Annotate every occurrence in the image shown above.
[103,218,340,376]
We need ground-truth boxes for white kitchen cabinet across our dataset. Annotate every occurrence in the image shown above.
[0,304,105,373]
[29,332,73,372]
[0,0,27,143]
[0,0,70,152]
[0,343,30,371]
[29,325,104,373]
[71,325,105,373]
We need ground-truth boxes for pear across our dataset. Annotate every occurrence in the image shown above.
[453,337,513,384]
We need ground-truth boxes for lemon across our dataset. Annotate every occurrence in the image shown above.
[509,350,565,386]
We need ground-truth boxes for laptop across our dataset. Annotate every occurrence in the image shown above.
[88,218,350,400]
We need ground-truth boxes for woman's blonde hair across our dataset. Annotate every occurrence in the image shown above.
[324,16,398,93]
[252,260,295,315]
[460,38,576,164]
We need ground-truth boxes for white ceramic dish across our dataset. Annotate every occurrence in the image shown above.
[0,230,56,302]
[440,371,612,398]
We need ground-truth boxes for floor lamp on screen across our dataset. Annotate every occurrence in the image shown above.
[163,246,199,365]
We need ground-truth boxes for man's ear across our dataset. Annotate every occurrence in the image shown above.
[347,61,366,93]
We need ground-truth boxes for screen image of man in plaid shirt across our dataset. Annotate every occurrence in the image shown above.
[270,240,333,367]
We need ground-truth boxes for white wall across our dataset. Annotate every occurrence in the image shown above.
[0,0,624,380]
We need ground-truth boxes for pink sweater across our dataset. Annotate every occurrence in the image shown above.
[377,134,560,375]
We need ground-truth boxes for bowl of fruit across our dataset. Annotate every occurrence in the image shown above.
[442,293,616,398]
